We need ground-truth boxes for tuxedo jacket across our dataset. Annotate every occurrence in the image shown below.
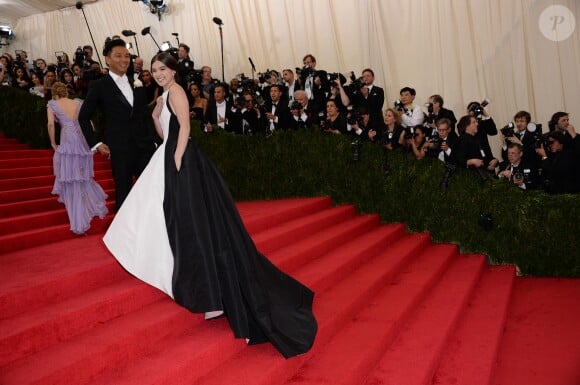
[78,74,156,154]
[351,85,385,123]
[264,100,293,130]
[204,100,239,132]
[498,159,539,190]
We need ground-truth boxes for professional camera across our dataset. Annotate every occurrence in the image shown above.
[424,102,436,127]
[403,125,415,140]
[296,65,315,78]
[428,130,441,150]
[74,46,87,67]
[14,50,25,65]
[394,99,405,111]
[289,100,302,111]
[346,109,361,126]
[468,98,491,119]
[501,122,515,138]
[317,111,327,130]
[185,69,203,85]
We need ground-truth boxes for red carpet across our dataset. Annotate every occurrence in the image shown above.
[1,136,579,385]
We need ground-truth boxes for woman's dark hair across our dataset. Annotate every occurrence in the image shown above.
[59,68,74,83]
[150,52,180,83]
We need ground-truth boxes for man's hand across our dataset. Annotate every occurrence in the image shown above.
[96,143,110,156]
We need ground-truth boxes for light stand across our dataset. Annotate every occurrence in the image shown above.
[141,26,161,51]
[172,32,180,46]
[213,17,225,82]
[75,1,103,67]
[122,30,140,57]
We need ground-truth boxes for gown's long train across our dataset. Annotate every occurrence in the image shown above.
[104,90,317,358]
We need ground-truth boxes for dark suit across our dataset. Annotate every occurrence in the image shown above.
[351,85,385,125]
[264,100,293,131]
[498,159,539,190]
[79,74,156,210]
[204,100,239,132]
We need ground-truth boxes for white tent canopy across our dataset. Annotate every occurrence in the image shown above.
[1,0,579,154]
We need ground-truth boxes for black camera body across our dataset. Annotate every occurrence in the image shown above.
[296,65,315,79]
[468,99,490,119]
[289,100,302,111]
[403,125,415,140]
[501,122,515,138]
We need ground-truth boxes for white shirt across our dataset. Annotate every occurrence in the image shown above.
[401,104,425,128]
[216,100,227,129]
[109,72,133,107]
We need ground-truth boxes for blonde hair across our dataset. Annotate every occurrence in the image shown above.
[385,108,401,126]
[51,82,68,98]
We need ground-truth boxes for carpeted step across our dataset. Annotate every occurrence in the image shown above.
[0,200,115,236]
[190,240,452,385]
[252,204,358,254]
[0,213,114,254]
[431,265,515,385]
[0,149,71,160]
[0,156,53,169]
[490,278,580,385]
[278,244,459,385]
[0,170,110,192]
[0,144,31,151]
[363,254,487,385]
[0,236,126,320]
[0,137,22,145]
[0,278,165,367]
[89,229,428,385]
[0,161,110,179]
[267,213,381,273]
[238,197,333,234]
[1,299,201,385]
[0,179,115,204]
[0,187,115,218]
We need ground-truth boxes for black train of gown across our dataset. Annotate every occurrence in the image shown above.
[162,102,317,358]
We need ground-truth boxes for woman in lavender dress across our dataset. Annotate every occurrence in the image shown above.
[47,82,108,234]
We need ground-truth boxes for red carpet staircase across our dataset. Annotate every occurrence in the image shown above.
[1,137,578,385]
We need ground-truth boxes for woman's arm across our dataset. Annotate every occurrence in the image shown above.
[46,106,57,150]
[152,96,164,140]
[168,85,191,171]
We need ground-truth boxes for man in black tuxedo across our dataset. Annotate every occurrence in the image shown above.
[425,118,459,163]
[79,39,157,210]
[349,68,385,127]
[203,83,239,132]
[264,84,292,132]
[497,143,539,190]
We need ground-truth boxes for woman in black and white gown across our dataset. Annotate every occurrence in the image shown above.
[104,52,316,358]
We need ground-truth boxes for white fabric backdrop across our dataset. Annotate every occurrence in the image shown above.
[5,0,580,156]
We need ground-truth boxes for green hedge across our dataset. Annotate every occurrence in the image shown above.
[2,86,579,277]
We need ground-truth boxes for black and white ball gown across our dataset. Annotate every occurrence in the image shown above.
[103,90,317,358]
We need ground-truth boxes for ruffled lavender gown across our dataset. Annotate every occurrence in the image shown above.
[49,99,108,234]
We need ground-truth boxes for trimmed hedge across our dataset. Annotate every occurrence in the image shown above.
[2,86,579,277]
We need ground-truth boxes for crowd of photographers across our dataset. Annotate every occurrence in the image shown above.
[2,43,579,195]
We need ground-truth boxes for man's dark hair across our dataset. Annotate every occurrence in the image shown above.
[431,94,444,106]
[457,115,473,135]
[178,43,190,54]
[302,54,316,64]
[83,45,93,52]
[270,84,283,93]
[103,39,126,57]
[549,111,568,131]
[362,68,374,77]
[514,110,531,123]
[400,87,416,96]
[507,142,523,152]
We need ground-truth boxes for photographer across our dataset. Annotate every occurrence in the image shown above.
[34,58,47,78]
[322,99,347,135]
[535,130,580,194]
[346,107,375,140]
[497,143,538,190]
[406,125,429,160]
[500,111,540,169]
[288,100,311,130]
[424,118,458,163]
[300,54,329,115]
[456,115,498,177]
[466,100,498,167]
[238,91,266,135]
[396,87,424,128]
[294,90,318,123]
[177,43,194,90]
[283,69,301,105]
[347,69,385,126]
[374,108,405,150]
[424,95,457,136]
